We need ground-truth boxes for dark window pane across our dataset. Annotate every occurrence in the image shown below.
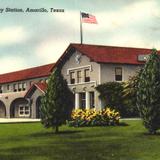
[115,75,122,81]
[80,92,86,109]
[70,72,75,84]
[90,92,95,108]
[115,67,122,81]
[84,69,90,82]
[85,77,90,82]
[25,111,29,114]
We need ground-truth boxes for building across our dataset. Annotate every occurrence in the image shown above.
[0,43,155,118]
[56,43,154,111]
[0,63,55,118]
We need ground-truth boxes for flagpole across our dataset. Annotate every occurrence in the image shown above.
[80,11,83,44]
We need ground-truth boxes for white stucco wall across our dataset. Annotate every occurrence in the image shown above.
[100,63,142,83]
[61,51,100,85]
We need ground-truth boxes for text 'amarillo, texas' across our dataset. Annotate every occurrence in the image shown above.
[0,7,64,13]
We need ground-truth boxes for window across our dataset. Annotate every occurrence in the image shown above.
[70,72,75,84]
[79,92,86,109]
[18,83,22,91]
[77,71,82,83]
[0,86,3,93]
[115,67,122,81]
[22,83,26,91]
[19,105,30,117]
[13,84,17,92]
[90,92,95,108]
[7,85,10,91]
[84,69,90,82]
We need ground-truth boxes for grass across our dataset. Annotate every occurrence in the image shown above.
[0,120,160,160]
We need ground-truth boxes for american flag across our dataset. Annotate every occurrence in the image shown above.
[81,12,97,24]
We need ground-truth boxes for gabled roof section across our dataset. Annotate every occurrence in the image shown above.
[34,82,47,93]
[55,43,157,67]
[0,63,55,84]
[71,43,156,64]
[24,82,47,98]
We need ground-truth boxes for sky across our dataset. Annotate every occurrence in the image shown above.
[0,0,160,73]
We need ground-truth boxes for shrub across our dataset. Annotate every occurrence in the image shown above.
[96,81,141,118]
[68,108,120,127]
[96,82,130,117]
[122,73,141,117]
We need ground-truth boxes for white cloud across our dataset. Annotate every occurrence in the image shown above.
[52,11,79,30]
[83,0,159,32]
[108,33,148,47]
[35,38,70,64]
[0,26,28,46]
[0,56,28,74]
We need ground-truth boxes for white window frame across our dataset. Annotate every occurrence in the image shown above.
[19,105,30,117]
[67,65,92,75]
[22,82,26,91]
[18,83,23,91]
[77,70,82,83]
[13,84,17,92]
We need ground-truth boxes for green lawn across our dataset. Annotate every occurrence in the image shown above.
[0,120,160,160]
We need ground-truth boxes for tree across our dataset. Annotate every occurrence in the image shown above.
[40,68,74,134]
[96,82,126,116]
[137,49,160,134]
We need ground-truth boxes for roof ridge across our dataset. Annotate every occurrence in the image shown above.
[71,43,153,50]
[0,63,55,76]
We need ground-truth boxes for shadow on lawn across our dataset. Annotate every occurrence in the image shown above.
[0,145,59,160]
[118,122,129,126]
[58,130,84,134]
[143,132,160,136]
[29,130,84,138]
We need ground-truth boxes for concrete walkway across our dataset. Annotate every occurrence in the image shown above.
[0,118,141,124]
[0,118,41,123]
[120,118,141,121]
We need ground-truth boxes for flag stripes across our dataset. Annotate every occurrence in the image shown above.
[81,12,97,24]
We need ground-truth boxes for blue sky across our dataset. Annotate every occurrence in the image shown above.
[0,0,160,73]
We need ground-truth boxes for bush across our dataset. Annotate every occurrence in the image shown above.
[122,74,140,117]
[96,81,140,118]
[68,108,120,127]
[96,82,131,117]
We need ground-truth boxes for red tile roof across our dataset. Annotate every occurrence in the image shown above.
[70,43,157,65]
[0,43,157,84]
[0,63,55,84]
[34,82,47,93]
[56,43,158,67]
[24,82,47,98]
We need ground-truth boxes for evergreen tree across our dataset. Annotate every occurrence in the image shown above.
[40,68,73,133]
[137,49,160,134]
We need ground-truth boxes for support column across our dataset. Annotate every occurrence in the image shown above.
[86,91,90,109]
[95,91,100,110]
[6,106,10,118]
[75,93,80,109]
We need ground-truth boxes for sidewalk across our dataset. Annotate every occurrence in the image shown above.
[0,118,41,123]
[0,118,141,124]
[120,118,141,121]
